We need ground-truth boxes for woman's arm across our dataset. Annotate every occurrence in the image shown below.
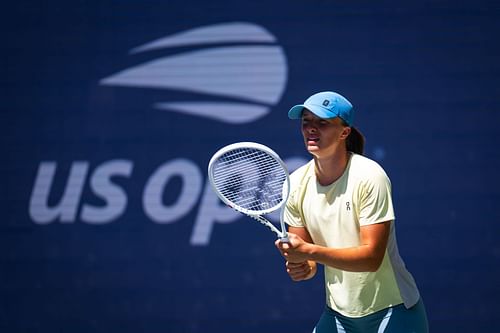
[276,226,317,281]
[277,221,391,272]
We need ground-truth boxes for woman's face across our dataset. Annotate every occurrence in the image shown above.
[301,110,350,158]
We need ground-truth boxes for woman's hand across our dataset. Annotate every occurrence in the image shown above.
[275,232,311,263]
[275,227,317,281]
[285,260,316,281]
[277,222,392,273]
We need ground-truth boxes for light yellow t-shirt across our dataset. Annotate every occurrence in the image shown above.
[285,153,420,318]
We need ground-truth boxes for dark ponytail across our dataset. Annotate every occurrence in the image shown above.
[346,126,365,155]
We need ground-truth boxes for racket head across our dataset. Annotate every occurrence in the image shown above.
[208,142,290,216]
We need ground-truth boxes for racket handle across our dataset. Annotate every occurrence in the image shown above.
[278,208,289,243]
[279,232,289,243]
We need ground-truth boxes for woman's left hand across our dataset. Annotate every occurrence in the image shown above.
[275,232,311,263]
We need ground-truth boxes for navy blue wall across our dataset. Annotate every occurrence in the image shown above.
[2,1,499,332]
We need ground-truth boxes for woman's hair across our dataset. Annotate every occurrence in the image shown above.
[346,127,365,155]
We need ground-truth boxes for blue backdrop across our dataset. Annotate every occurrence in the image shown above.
[2,1,500,332]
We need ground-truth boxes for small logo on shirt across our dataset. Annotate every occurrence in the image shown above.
[346,201,351,211]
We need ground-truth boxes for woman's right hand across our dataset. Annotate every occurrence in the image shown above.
[285,260,317,281]
[276,226,317,281]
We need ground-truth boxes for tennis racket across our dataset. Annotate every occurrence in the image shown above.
[208,142,289,241]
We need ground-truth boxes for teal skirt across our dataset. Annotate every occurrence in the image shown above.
[313,298,428,333]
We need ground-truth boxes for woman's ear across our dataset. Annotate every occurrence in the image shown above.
[340,126,351,140]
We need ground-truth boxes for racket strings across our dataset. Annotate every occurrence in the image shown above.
[212,148,286,212]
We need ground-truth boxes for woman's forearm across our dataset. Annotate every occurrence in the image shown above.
[306,243,384,272]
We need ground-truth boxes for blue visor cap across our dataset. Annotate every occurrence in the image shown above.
[288,91,354,126]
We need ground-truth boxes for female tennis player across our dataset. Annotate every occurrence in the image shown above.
[275,91,429,333]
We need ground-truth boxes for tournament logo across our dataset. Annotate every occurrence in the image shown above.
[29,22,299,246]
[99,22,288,124]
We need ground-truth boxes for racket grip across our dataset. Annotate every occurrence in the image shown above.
[279,232,289,243]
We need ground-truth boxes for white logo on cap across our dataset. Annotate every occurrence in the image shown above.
[99,22,288,124]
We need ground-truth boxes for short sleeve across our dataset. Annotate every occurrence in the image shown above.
[283,161,314,228]
[284,189,305,228]
[357,168,395,226]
